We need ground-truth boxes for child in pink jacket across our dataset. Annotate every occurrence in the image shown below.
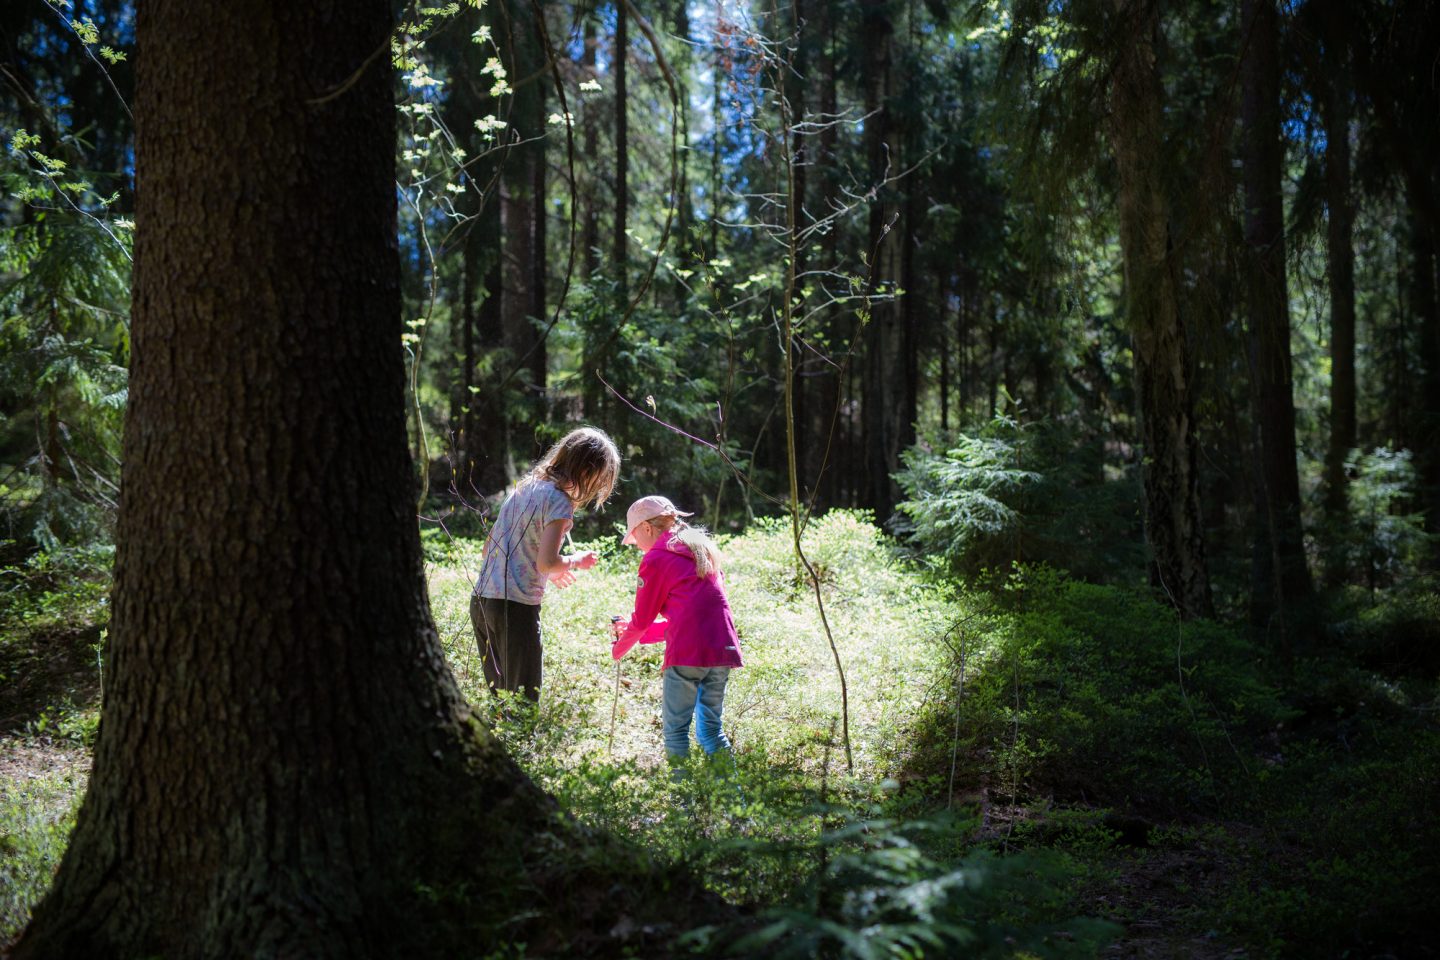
[611,495,743,762]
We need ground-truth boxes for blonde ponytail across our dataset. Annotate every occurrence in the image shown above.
[657,518,722,579]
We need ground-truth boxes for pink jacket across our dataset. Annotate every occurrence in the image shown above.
[613,530,743,669]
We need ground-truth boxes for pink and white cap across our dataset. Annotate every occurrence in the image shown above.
[621,495,693,545]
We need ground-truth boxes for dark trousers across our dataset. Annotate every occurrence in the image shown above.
[470,594,544,702]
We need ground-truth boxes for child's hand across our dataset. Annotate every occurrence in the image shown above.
[547,568,577,589]
[610,617,637,660]
[570,550,599,571]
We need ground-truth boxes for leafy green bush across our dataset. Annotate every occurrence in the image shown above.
[1218,716,1440,957]
[0,543,112,635]
[1324,576,1440,677]
[904,567,1287,814]
[1339,447,1436,591]
[682,812,1117,959]
[0,219,129,556]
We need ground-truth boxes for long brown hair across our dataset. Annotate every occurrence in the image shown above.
[528,427,621,509]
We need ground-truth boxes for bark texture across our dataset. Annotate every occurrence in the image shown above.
[1107,0,1213,618]
[1413,209,1440,549]
[1241,0,1315,648]
[1321,54,1356,575]
[12,2,673,955]
[860,0,905,521]
[500,0,547,456]
[613,0,629,300]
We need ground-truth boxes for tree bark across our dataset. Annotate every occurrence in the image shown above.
[12,2,676,953]
[1241,0,1315,649]
[475,198,509,489]
[613,0,629,301]
[1321,54,1356,580]
[803,0,843,509]
[860,0,903,522]
[499,0,546,459]
[580,12,600,281]
[1413,207,1440,552]
[671,0,695,285]
[1107,0,1214,618]
[901,153,922,451]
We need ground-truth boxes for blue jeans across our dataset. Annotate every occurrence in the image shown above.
[661,666,732,758]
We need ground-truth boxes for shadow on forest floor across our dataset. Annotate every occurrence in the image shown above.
[0,624,102,739]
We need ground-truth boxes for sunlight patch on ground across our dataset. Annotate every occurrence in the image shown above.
[429,511,962,783]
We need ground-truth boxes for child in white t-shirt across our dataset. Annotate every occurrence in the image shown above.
[471,427,620,701]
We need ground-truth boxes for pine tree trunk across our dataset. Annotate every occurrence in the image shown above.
[940,270,951,432]
[499,0,545,457]
[709,46,722,259]
[1108,0,1214,618]
[860,0,902,521]
[529,62,548,428]
[671,0,695,286]
[613,0,629,301]
[578,10,603,423]
[1413,207,1440,552]
[461,225,478,483]
[1241,0,1315,649]
[470,182,510,492]
[803,0,842,509]
[12,1,557,953]
[901,158,922,450]
[581,13,600,281]
[1321,61,1356,580]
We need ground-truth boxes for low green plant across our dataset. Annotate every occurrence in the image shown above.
[682,812,1118,959]
[1341,447,1436,592]
[903,567,1288,814]
[0,768,83,943]
[1214,715,1440,958]
[0,543,112,634]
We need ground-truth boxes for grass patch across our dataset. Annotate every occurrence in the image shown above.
[0,748,87,943]
[427,511,1111,953]
[894,564,1440,959]
[4,513,1125,954]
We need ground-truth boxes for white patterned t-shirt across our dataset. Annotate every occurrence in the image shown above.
[475,479,575,605]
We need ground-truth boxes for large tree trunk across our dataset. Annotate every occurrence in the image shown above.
[671,0,695,290]
[860,0,904,522]
[1241,0,1315,650]
[578,9,604,423]
[1413,207,1440,555]
[1107,0,1214,618]
[470,176,511,492]
[1321,55,1356,581]
[460,223,478,482]
[900,155,922,450]
[800,0,842,510]
[580,13,600,281]
[530,106,548,411]
[613,0,629,302]
[11,1,667,954]
[499,0,546,460]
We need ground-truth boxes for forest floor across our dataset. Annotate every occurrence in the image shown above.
[5,515,1431,956]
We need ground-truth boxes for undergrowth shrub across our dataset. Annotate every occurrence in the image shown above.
[1338,447,1436,591]
[1330,576,1440,676]
[682,812,1117,959]
[0,542,112,635]
[894,410,1144,585]
[904,567,1287,814]
[1221,718,1440,958]
[0,769,82,943]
